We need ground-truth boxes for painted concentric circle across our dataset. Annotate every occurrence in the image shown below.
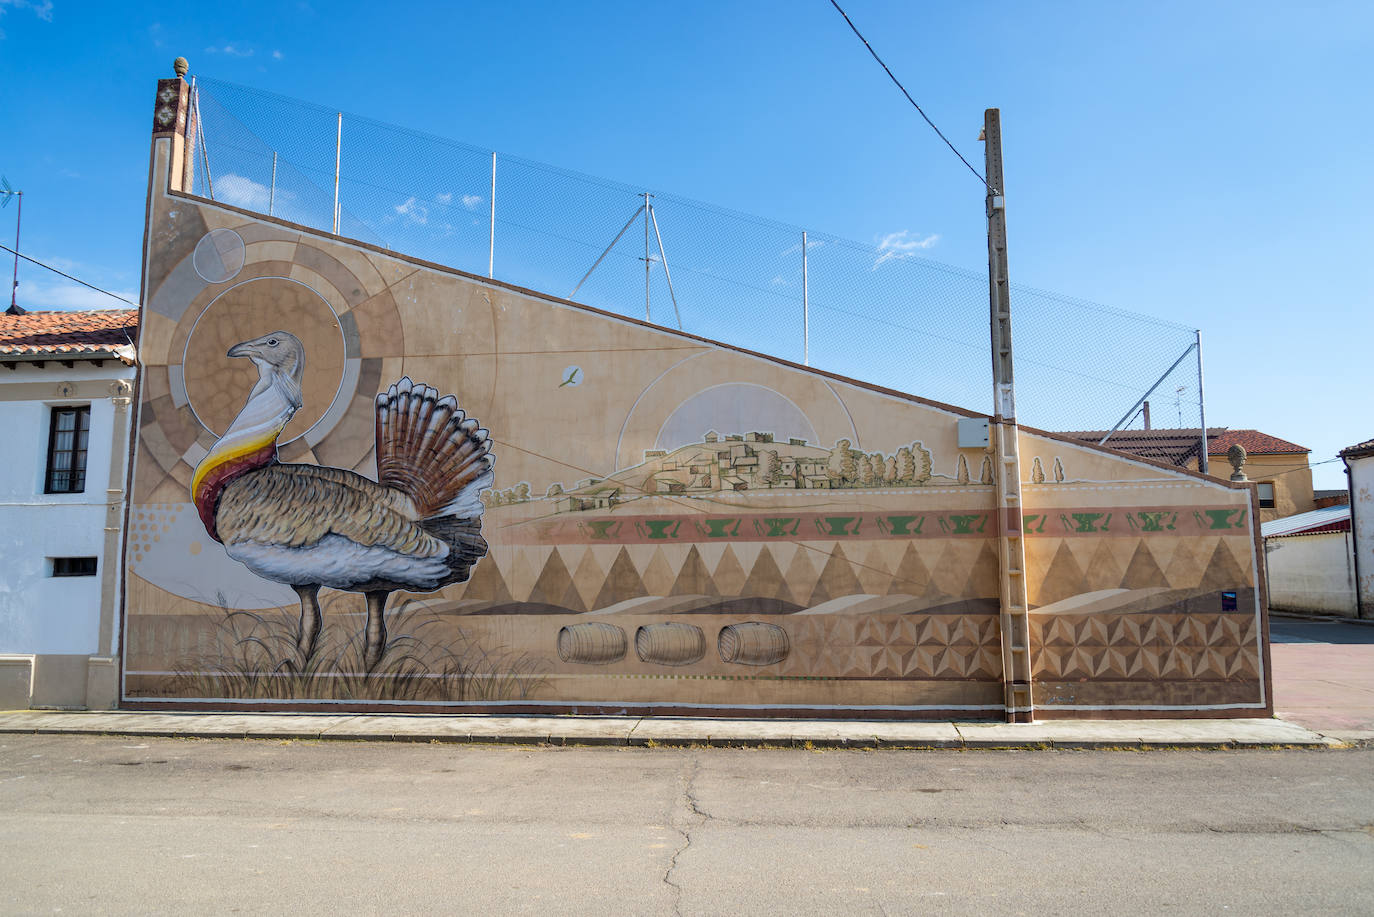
[192,228,246,284]
[182,276,346,445]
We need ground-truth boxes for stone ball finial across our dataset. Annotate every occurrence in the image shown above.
[173,57,189,78]
[1227,443,1248,482]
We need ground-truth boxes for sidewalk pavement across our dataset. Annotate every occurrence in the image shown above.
[1269,616,1374,743]
[0,615,1366,752]
[0,710,1349,749]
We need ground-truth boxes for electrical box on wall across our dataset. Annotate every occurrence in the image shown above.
[957,417,990,449]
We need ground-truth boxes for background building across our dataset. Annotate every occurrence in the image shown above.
[1261,506,1355,616]
[1060,427,1314,522]
[0,308,137,709]
[1341,437,1374,618]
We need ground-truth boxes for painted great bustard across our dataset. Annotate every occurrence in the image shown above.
[191,331,494,671]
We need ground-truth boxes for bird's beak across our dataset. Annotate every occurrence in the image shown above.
[227,342,253,358]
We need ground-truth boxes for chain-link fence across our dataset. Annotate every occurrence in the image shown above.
[187,76,1205,457]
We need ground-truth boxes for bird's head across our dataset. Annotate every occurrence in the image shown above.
[228,331,305,409]
[229,331,305,381]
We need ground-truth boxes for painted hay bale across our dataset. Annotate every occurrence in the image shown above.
[718,622,790,666]
[634,622,706,666]
[557,622,627,665]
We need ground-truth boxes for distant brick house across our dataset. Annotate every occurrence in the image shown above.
[1059,427,1313,523]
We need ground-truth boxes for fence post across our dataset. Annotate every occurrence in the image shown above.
[332,112,342,234]
[489,152,496,279]
[802,230,810,366]
[269,151,277,217]
[1195,329,1209,473]
[644,191,652,321]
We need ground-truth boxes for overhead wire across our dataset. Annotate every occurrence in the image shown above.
[0,244,140,308]
[826,0,988,187]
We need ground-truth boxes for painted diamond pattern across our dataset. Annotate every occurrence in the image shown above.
[1031,613,1259,681]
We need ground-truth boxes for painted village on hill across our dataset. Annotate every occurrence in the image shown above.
[479,431,1065,514]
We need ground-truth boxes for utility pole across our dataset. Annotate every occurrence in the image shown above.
[0,178,21,313]
[643,191,652,321]
[982,109,1033,723]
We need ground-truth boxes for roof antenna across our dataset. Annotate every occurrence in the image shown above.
[1,176,23,315]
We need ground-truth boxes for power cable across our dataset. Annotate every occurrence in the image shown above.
[826,0,988,187]
[0,244,140,308]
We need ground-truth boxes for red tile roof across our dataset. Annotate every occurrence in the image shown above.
[1205,429,1308,455]
[1057,428,1219,467]
[0,309,138,361]
[1058,427,1309,466]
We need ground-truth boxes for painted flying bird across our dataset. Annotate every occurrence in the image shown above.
[190,331,494,671]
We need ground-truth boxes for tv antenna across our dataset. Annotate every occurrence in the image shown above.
[1,177,22,314]
[569,192,682,330]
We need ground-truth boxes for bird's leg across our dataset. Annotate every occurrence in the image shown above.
[363,590,391,673]
[292,584,323,663]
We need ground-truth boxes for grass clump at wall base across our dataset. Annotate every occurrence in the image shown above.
[171,598,548,703]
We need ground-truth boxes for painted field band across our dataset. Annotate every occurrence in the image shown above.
[505,505,1254,545]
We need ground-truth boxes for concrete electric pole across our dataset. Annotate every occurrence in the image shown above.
[982,109,1033,723]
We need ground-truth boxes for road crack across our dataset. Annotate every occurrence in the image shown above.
[664,755,709,916]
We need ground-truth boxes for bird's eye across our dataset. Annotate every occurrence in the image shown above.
[267,338,279,347]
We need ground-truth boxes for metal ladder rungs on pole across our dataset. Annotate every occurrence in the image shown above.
[984,107,1034,723]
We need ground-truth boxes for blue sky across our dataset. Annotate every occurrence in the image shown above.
[1,0,1369,488]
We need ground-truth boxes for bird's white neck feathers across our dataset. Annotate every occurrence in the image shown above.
[193,360,303,498]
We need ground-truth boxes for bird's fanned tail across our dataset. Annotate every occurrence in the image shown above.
[375,376,494,520]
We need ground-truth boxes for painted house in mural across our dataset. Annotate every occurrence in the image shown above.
[120,72,1271,720]
[0,308,137,710]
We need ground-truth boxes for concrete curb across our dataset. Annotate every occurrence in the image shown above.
[0,711,1350,749]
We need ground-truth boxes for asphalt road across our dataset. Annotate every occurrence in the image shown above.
[2,736,1371,915]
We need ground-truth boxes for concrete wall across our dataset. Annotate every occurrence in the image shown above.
[121,89,1268,720]
[0,361,134,708]
[1350,453,1374,615]
[1265,532,1356,616]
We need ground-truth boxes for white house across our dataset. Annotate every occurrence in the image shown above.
[0,308,137,709]
[1261,506,1355,616]
[1342,437,1374,618]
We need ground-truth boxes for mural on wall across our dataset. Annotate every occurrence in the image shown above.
[123,155,1267,716]
[190,328,494,674]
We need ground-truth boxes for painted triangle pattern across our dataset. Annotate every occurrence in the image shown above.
[779,614,1002,679]
[1031,613,1259,680]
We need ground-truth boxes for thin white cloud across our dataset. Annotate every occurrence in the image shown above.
[394,196,428,225]
[770,275,791,287]
[272,49,283,60]
[461,194,483,211]
[872,230,939,269]
[0,0,54,21]
[204,43,254,57]
[435,192,452,204]
[39,255,89,275]
[215,173,274,212]
[779,239,824,258]
[19,277,138,311]
[0,0,53,38]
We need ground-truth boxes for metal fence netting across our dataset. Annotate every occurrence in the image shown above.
[187,76,1204,447]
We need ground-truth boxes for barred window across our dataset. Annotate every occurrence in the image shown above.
[52,557,98,577]
[45,405,91,494]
